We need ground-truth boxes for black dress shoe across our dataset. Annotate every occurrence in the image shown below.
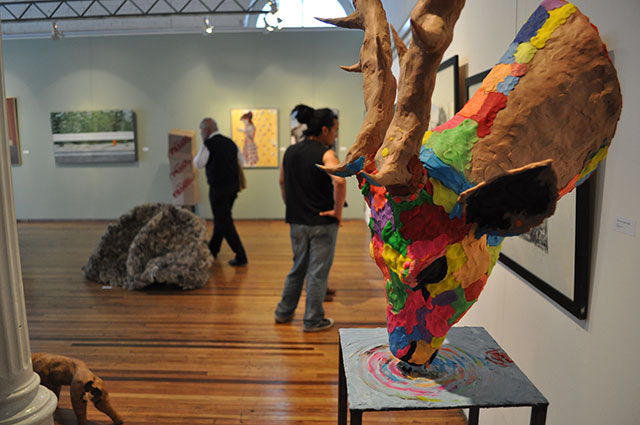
[228,258,248,266]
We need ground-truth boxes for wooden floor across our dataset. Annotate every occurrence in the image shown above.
[18,220,467,425]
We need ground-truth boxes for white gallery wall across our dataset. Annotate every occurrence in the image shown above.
[4,30,367,220]
[384,1,639,424]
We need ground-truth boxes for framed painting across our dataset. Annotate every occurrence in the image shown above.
[231,108,278,168]
[429,55,460,130]
[498,158,595,320]
[464,69,491,102]
[6,97,21,165]
[50,110,137,164]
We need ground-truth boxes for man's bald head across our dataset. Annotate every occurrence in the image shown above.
[200,118,218,140]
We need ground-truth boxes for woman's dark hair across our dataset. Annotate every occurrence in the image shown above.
[304,108,337,137]
[291,104,314,125]
[240,111,253,123]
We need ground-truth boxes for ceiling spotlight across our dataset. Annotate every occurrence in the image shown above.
[266,0,278,14]
[51,21,63,40]
[264,19,275,32]
[264,15,283,32]
[263,1,283,33]
[203,16,214,35]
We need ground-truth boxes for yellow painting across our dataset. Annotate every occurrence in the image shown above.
[231,108,278,168]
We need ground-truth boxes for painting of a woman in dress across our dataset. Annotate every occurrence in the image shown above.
[231,108,278,167]
[238,111,258,166]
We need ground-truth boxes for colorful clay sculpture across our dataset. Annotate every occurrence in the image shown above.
[320,0,621,366]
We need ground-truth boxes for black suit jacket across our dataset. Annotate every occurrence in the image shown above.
[204,134,240,192]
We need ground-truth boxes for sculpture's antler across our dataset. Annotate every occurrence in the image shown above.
[317,0,396,176]
[362,0,466,195]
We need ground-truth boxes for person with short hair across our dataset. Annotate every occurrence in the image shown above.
[275,108,345,332]
[194,118,248,266]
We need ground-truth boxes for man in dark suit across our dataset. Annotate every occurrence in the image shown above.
[194,118,248,266]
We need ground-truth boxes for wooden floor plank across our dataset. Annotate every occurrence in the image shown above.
[18,220,467,425]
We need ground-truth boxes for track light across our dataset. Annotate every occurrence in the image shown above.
[263,1,283,32]
[263,15,283,32]
[266,0,278,14]
[51,21,63,40]
[203,16,214,35]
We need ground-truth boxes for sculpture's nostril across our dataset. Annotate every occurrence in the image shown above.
[420,286,431,303]
[399,341,417,363]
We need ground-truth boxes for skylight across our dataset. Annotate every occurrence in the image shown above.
[256,0,347,29]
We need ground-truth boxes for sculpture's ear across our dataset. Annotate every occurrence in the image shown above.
[459,160,558,236]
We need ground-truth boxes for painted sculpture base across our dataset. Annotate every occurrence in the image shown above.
[338,327,548,425]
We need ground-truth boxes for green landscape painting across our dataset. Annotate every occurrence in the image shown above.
[51,110,137,164]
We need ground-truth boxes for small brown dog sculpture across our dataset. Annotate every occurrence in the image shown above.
[32,352,124,425]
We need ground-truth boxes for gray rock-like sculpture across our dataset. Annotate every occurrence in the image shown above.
[83,203,213,290]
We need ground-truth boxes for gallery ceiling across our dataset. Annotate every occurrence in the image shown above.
[0,0,354,39]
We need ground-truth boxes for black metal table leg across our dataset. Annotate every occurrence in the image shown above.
[530,404,548,425]
[350,409,363,425]
[468,407,480,425]
[338,338,348,425]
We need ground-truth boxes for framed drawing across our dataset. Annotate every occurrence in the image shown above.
[50,110,137,164]
[231,108,278,168]
[6,97,21,165]
[289,106,340,152]
[499,172,594,320]
[464,69,491,102]
[466,68,594,319]
[429,55,460,130]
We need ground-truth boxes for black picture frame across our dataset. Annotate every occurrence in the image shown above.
[464,69,490,102]
[429,55,460,130]
[464,68,593,320]
[499,176,594,320]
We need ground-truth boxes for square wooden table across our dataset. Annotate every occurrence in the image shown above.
[338,327,548,425]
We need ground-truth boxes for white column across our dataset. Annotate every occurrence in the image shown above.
[0,24,57,425]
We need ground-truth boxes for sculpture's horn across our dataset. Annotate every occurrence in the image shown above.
[369,0,466,195]
[316,0,396,177]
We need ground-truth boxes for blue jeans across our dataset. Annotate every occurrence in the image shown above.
[275,223,339,327]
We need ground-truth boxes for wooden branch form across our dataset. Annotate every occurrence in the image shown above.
[362,0,466,195]
[317,0,396,176]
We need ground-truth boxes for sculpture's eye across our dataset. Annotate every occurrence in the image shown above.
[416,256,448,285]
[414,256,448,302]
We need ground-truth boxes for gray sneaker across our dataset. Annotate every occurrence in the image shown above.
[303,318,334,332]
